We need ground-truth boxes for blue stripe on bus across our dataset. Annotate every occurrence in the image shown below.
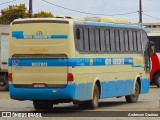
[8,58,144,68]
[73,21,144,30]
[12,31,24,39]
[9,78,149,101]
[12,31,68,39]
[51,35,68,39]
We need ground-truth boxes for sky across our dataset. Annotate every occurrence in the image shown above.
[0,0,160,23]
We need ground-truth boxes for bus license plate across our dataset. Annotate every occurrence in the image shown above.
[33,83,46,88]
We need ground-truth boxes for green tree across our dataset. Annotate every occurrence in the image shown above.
[0,4,28,24]
[0,4,54,25]
[33,11,53,18]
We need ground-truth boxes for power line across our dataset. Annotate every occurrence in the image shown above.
[0,0,17,6]
[149,0,160,3]
[143,13,160,20]
[42,0,138,16]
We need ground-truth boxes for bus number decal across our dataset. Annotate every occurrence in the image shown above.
[105,58,125,65]
[112,58,124,65]
[32,62,48,67]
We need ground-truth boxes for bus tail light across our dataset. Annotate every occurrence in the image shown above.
[65,21,69,24]
[12,21,17,25]
[67,73,74,82]
[8,73,13,83]
[34,20,45,23]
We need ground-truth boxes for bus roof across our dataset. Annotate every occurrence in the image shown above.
[74,21,144,30]
[12,17,144,30]
[76,17,130,24]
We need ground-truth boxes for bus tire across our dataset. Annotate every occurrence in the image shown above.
[125,81,140,103]
[0,74,9,91]
[154,72,160,88]
[33,101,53,110]
[78,102,87,109]
[87,84,99,109]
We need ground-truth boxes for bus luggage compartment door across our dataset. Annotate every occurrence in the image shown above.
[11,54,68,88]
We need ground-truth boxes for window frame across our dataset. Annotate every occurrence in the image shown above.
[74,25,143,54]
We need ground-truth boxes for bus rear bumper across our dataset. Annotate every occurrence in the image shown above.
[9,84,75,101]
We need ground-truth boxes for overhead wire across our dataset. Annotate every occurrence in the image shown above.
[143,13,160,20]
[149,0,160,3]
[42,0,138,16]
[0,0,17,6]
[139,0,160,20]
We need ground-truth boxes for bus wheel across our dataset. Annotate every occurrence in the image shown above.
[87,84,99,109]
[33,101,53,110]
[125,81,140,103]
[154,73,160,88]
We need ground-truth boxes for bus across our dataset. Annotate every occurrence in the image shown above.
[8,17,153,110]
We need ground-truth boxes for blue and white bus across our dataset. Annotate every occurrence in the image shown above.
[8,17,153,110]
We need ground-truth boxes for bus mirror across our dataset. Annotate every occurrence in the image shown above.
[150,45,156,56]
[149,41,156,56]
[76,28,80,40]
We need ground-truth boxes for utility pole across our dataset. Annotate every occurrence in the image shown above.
[29,0,33,18]
[139,0,142,23]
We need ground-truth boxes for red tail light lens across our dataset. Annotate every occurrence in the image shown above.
[65,21,69,24]
[12,21,17,25]
[68,73,74,82]
[34,20,45,23]
[8,73,13,82]
[2,62,7,65]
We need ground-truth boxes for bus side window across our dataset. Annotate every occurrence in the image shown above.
[120,30,125,52]
[115,30,120,52]
[95,29,101,52]
[137,31,142,51]
[105,30,111,52]
[75,28,84,52]
[76,28,80,39]
[110,29,116,52]
[124,31,129,52]
[129,31,134,52]
[89,28,96,52]
[84,28,90,52]
[100,29,106,52]
[133,31,138,52]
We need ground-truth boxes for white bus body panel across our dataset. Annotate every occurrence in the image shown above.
[0,34,9,71]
